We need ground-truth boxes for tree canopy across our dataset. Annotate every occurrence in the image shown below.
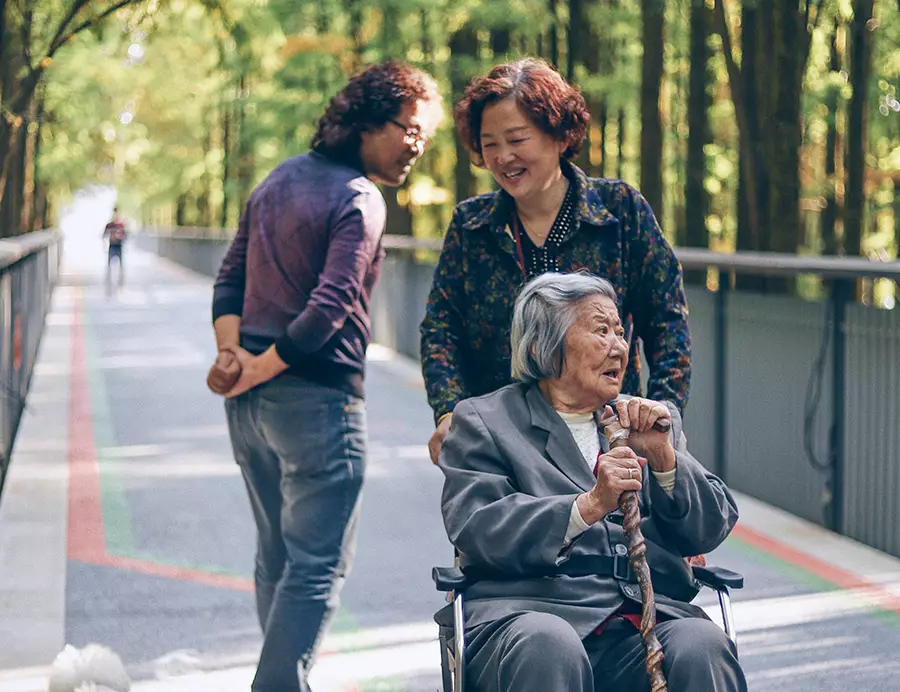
[1,0,897,301]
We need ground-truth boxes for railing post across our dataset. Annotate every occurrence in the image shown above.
[828,278,851,533]
[714,269,728,483]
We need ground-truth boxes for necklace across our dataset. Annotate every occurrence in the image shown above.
[512,181,576,280]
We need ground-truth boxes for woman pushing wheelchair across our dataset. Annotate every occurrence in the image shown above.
[436,272,747,691]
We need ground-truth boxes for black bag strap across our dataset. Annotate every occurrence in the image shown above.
[460,554,633,586]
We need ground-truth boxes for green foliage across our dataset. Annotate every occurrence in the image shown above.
[26,0,899,256]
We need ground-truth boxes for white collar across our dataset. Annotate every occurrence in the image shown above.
[556,410,594,424]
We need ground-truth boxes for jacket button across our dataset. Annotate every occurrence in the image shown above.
[614,544,628,556]
[624,585,638,598]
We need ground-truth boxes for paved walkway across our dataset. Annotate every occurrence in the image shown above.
[1,237,900,691]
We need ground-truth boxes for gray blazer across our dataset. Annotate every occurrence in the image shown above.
[438,382,739,637]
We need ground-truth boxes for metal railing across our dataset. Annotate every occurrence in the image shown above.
[138,227,900,558]
[672,250,900,541]
[369,237,900,553]
[0,230,61,498]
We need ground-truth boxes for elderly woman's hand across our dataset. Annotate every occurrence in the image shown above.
[614,399,675,473]
[576,447,646,523]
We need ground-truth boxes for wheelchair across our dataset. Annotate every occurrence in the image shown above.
[432,559,744,692]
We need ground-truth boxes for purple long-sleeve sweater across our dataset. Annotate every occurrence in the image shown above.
[213,151,387,398]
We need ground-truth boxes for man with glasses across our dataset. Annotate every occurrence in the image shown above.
[388,117,430,147]
[208,61,442,692]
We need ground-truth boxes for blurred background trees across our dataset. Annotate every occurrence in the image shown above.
[1,0,898,300]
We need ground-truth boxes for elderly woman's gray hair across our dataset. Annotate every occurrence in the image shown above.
[510,272,618,383]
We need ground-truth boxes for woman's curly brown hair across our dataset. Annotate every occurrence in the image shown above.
[311,60,441,165]
[454,58,589,166]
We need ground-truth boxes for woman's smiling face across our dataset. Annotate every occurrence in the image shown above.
[479,98,566,204]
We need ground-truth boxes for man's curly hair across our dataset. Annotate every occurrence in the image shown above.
[311,60,441,165]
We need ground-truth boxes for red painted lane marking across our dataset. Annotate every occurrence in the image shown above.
[732,523,900,615]
[67,291,106,562]
[64,287,899,621]
[77,553,254,592]
[65,288,253,593]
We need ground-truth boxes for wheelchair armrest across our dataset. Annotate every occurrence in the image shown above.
[692,565,744,590]
[432,566,469,592]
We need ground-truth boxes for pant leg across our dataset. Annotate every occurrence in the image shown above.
[225,393,286,631]
[115,246,124,284]
[250,379,366,692]
[106,246,123,288]
[466,612,594,692]
[586,616,747,692]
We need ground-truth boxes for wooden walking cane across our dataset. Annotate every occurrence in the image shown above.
[600,410,670,692]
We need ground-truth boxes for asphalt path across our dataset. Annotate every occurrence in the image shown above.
[3,232,900,692]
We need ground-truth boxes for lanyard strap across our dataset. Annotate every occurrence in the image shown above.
[510,214,528,280]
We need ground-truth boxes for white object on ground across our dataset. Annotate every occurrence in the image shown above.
[47,644,131,692]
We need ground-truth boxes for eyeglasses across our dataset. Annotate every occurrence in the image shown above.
[387,118,428,146]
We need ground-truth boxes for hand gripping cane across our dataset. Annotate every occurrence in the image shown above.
[600,411,671,692]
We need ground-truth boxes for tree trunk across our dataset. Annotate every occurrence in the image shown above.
[844,0,874,259]
[684,0,711,284]
[420,8,434,68]
[220,101,232,230]
[20,95,42,234]
[315,0,332,93]
[821,18,841,255]
[1,120,26,237]
[450,25,479,203]
[0,36,28,238]
[383,186,413,235]
[236,75,254,217]
[565,0,580,82]
[175,194,187,227]
[639,0,664,217]
[769,0,804,260]
[735,3,762,253]
[548,0,559,67]
[616,107,626,180]
[723,1,764,291]
[894,178,900,296]
[574,0,605,176]
[39,183,51,230]
[568,0,587,169]
[491,28,510,59]
[0,0,7,94]
[596,101,608,177]
[197,117,212,227]
[349,0,364,66]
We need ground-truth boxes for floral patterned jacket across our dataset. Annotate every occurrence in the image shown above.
[419,161,691,423]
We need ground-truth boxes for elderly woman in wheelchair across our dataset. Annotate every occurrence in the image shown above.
[434,272,747,692]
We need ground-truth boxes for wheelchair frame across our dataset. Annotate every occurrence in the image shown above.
[432,563,744,692]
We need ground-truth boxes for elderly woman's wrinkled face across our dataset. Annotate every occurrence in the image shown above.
[558,295,629,407]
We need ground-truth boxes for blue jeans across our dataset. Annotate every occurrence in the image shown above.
[225,377,366,692]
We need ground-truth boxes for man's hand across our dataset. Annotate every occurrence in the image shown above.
[428,413,453,465]
[613,399,675,472]
[206,348,244,394]
[576,446,646,524]
[224,346,287,398]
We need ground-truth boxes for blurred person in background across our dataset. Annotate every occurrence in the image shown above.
[420,58,690,465]
[101,206,127,291]
[209,61,442,692]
